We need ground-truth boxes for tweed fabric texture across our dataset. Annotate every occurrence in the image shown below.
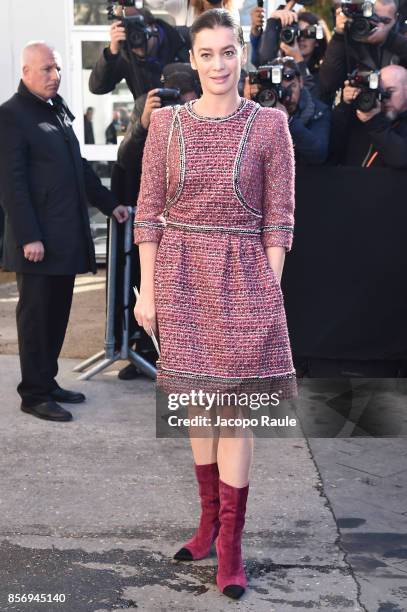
[134,98,296,393]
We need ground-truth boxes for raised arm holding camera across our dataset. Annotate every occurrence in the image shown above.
[117,69,199,173]
[89,4,189,100]
[330,64,407,168]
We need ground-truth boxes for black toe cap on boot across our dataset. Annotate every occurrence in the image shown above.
[173,547,193,561]
[223,585,245,599]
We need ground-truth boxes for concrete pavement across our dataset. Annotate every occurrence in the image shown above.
[0,354,406,612]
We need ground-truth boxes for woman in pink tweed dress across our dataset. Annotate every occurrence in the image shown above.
[134,9,295,601]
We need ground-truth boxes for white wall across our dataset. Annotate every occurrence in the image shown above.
[0,0,70,104]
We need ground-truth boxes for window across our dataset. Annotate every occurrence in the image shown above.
[82,41,134,146]
[74,0,108,26]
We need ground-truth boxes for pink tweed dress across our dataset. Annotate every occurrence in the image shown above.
[134,97,296,394]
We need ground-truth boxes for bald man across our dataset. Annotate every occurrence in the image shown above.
[0,42,128,422]
[330,64,407,168]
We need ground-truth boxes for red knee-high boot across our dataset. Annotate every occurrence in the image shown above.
[215,479,249,600]
[174,462,220,561]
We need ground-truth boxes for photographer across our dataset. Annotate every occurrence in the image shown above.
[118,69,199,172]
[89,7,189,100]
[330,64,407,168]
[319,0,407,101]
[114,69,199,380]
[250,3,330,100]
[245,57,330,165]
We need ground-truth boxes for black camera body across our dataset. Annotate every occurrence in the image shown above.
[281,23,300,45]
[341,0,382,41]
[249,65,290,108]
[348,69,390,111]
[107,1,155,52]
[156,87,181,107]
[122,14,155,50]
[280,22,324,45]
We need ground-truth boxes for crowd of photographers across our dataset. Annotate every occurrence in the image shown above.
[91,0,407,179]
[88,0,407,379]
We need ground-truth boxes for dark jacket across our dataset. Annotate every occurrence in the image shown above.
[117,95,147,174]
[289,88,331,166]
[0,81,117,275]
[251,18,325,102]
[89,20,189,100]
[319,28,407,100]
[329,102,407,169]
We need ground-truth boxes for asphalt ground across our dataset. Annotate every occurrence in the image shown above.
[0,273,406,612]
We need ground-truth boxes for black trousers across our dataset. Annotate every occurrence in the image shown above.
[16,273,75,406]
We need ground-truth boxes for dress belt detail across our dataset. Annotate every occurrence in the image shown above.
[166,220,261,235]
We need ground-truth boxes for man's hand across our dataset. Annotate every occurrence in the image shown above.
[334,7,349,35]
[23,241,44,263]
[109,20,126,55]
[243,76,260,101]
[141,89,162,129]
[356,101,381,122]
[280,40,303,63]
[271,8,297,27]
[275,101,289,118]
[362,19,394,45]
[250,6,265,38]
[112,205,129,223]
[342,80,362,104]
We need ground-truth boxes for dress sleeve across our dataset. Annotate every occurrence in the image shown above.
[134,107,172,245]
[261,109,295,252]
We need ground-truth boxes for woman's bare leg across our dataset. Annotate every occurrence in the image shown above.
[189,436,219,464]
[216,433,253,487]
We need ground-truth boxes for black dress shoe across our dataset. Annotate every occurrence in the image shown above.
[49,387,86,403]
[21,401,73,422]
[118,363,141,380]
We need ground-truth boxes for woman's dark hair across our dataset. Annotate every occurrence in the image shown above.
[297,11,328,71]
[190,8,245,50]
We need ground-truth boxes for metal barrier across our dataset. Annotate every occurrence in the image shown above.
[73,208,157,380]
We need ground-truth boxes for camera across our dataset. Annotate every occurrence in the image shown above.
[348,69,390,111]
[249,65,291,108]
[156,88,181,107]
[107,1,157,52]
[341,0,384,41]
[280,22,324,45]
[281,23,300,45]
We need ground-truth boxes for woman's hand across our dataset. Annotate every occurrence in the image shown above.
[271,8,297,28]
[134,291,157,335]
[280,39,303,63]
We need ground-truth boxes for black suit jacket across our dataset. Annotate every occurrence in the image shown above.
[0,81,117,275]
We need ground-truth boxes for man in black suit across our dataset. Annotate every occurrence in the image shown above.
[0,42,129,422]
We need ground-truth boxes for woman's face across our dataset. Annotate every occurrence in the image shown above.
[298,20,318,62]
[190,26,245,97]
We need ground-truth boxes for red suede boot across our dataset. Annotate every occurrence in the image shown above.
[215,479,249,599]
[174,462,220,561]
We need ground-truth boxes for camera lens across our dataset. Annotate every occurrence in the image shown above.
[257,89,278,108]
[281,27,296,45]
[356,90,376,112]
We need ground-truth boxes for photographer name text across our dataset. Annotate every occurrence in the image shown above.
[168,415,297,428]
